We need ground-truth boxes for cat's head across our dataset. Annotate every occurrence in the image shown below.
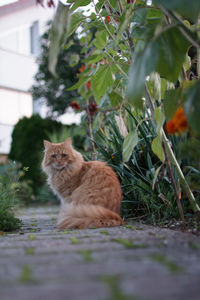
[42,138,83,172]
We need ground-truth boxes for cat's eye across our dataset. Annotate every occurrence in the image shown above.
[51,154,56,158]
[62,153,67,157]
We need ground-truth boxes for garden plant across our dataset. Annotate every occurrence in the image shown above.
[44,0,200,226]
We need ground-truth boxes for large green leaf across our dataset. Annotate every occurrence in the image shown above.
[123,131,139,162]
[184,80,200,136]
[127,40,158,108]
[127,26,189,107]
[153,0,200,22]
[91,65,115,102]
[155,27,190,82]
[48,2,70,76]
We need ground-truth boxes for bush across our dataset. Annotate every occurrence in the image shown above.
[0,161,21,232]
[9,114,64,194]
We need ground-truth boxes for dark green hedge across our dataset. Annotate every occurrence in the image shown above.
[9,114,63,194]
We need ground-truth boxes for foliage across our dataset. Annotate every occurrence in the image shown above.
[9,114,63,194]
[31,22,83,115]
[94,111,186,224]
[0,161,21,231]
[47,0,200,220]
[34,183,59,204]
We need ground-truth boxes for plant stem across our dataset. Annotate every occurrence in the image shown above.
[162,141,185,222]
[162,130,200,213]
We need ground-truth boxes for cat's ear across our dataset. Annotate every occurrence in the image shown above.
[43,140,51,149]
[64,138,72,146]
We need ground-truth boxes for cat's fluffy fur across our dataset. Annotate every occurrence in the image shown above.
[42,138,124,229]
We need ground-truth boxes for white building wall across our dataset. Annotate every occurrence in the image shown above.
[0,1,55,154]
[0,48,37,91]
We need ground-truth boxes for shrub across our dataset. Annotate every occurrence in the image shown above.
[0,161,21,232]
[9,114,63,194]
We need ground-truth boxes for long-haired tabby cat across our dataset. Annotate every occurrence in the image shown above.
[42,138,124,229]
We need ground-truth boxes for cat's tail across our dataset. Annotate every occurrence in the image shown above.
[56,203,124,229]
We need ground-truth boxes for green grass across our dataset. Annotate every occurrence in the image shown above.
[19,265,35,283]
[25,247,35,255]
[69,236,82,244]
[101,275,139,300]
[112,238,148,249]
[78,250,93,262]
[150,254,184,274]
[28,234,36,240]
[123,225,143,230]
[100,230,109,235]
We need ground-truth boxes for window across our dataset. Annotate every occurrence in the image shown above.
[30,21,40,56]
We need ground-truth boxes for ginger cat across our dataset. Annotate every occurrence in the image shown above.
[42,138,124,229]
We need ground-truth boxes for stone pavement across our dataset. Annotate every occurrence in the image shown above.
[0,206,200,300]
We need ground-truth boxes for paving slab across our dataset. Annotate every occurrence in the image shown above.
[0,206,200,300]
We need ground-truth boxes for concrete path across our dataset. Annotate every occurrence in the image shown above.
[0,206,200,300]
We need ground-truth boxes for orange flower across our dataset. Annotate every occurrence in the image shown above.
[166,120,177,134]
[106,16,111,23]
[78,65,85,73]
[86,81,91,89]
[166,107,189,135]
[173,107,189,132]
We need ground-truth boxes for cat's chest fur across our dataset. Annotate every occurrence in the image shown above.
[48,167,83,204]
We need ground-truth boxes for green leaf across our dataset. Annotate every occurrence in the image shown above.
[116,6,135,43]
[147,8,163,20]
[48,2,70,76]
[123,131,139,162]
[155,27,190,82]
[154,107,165,133]
[153,0,200,22]
[127,27,189,106]
[160,78,175,99]
[83,54,104,64]
[67,76,89,91]
[91,65,115,101]
[127,40,158,108]
[152,135,165,162]
[109,91,121,106]
[68,12,85,37]
[71,0,91,11]
[93,31,108,49]
[152,165,162,190]
[184,80,200,136]
[183,55,191,72]
[147,72,161,101]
